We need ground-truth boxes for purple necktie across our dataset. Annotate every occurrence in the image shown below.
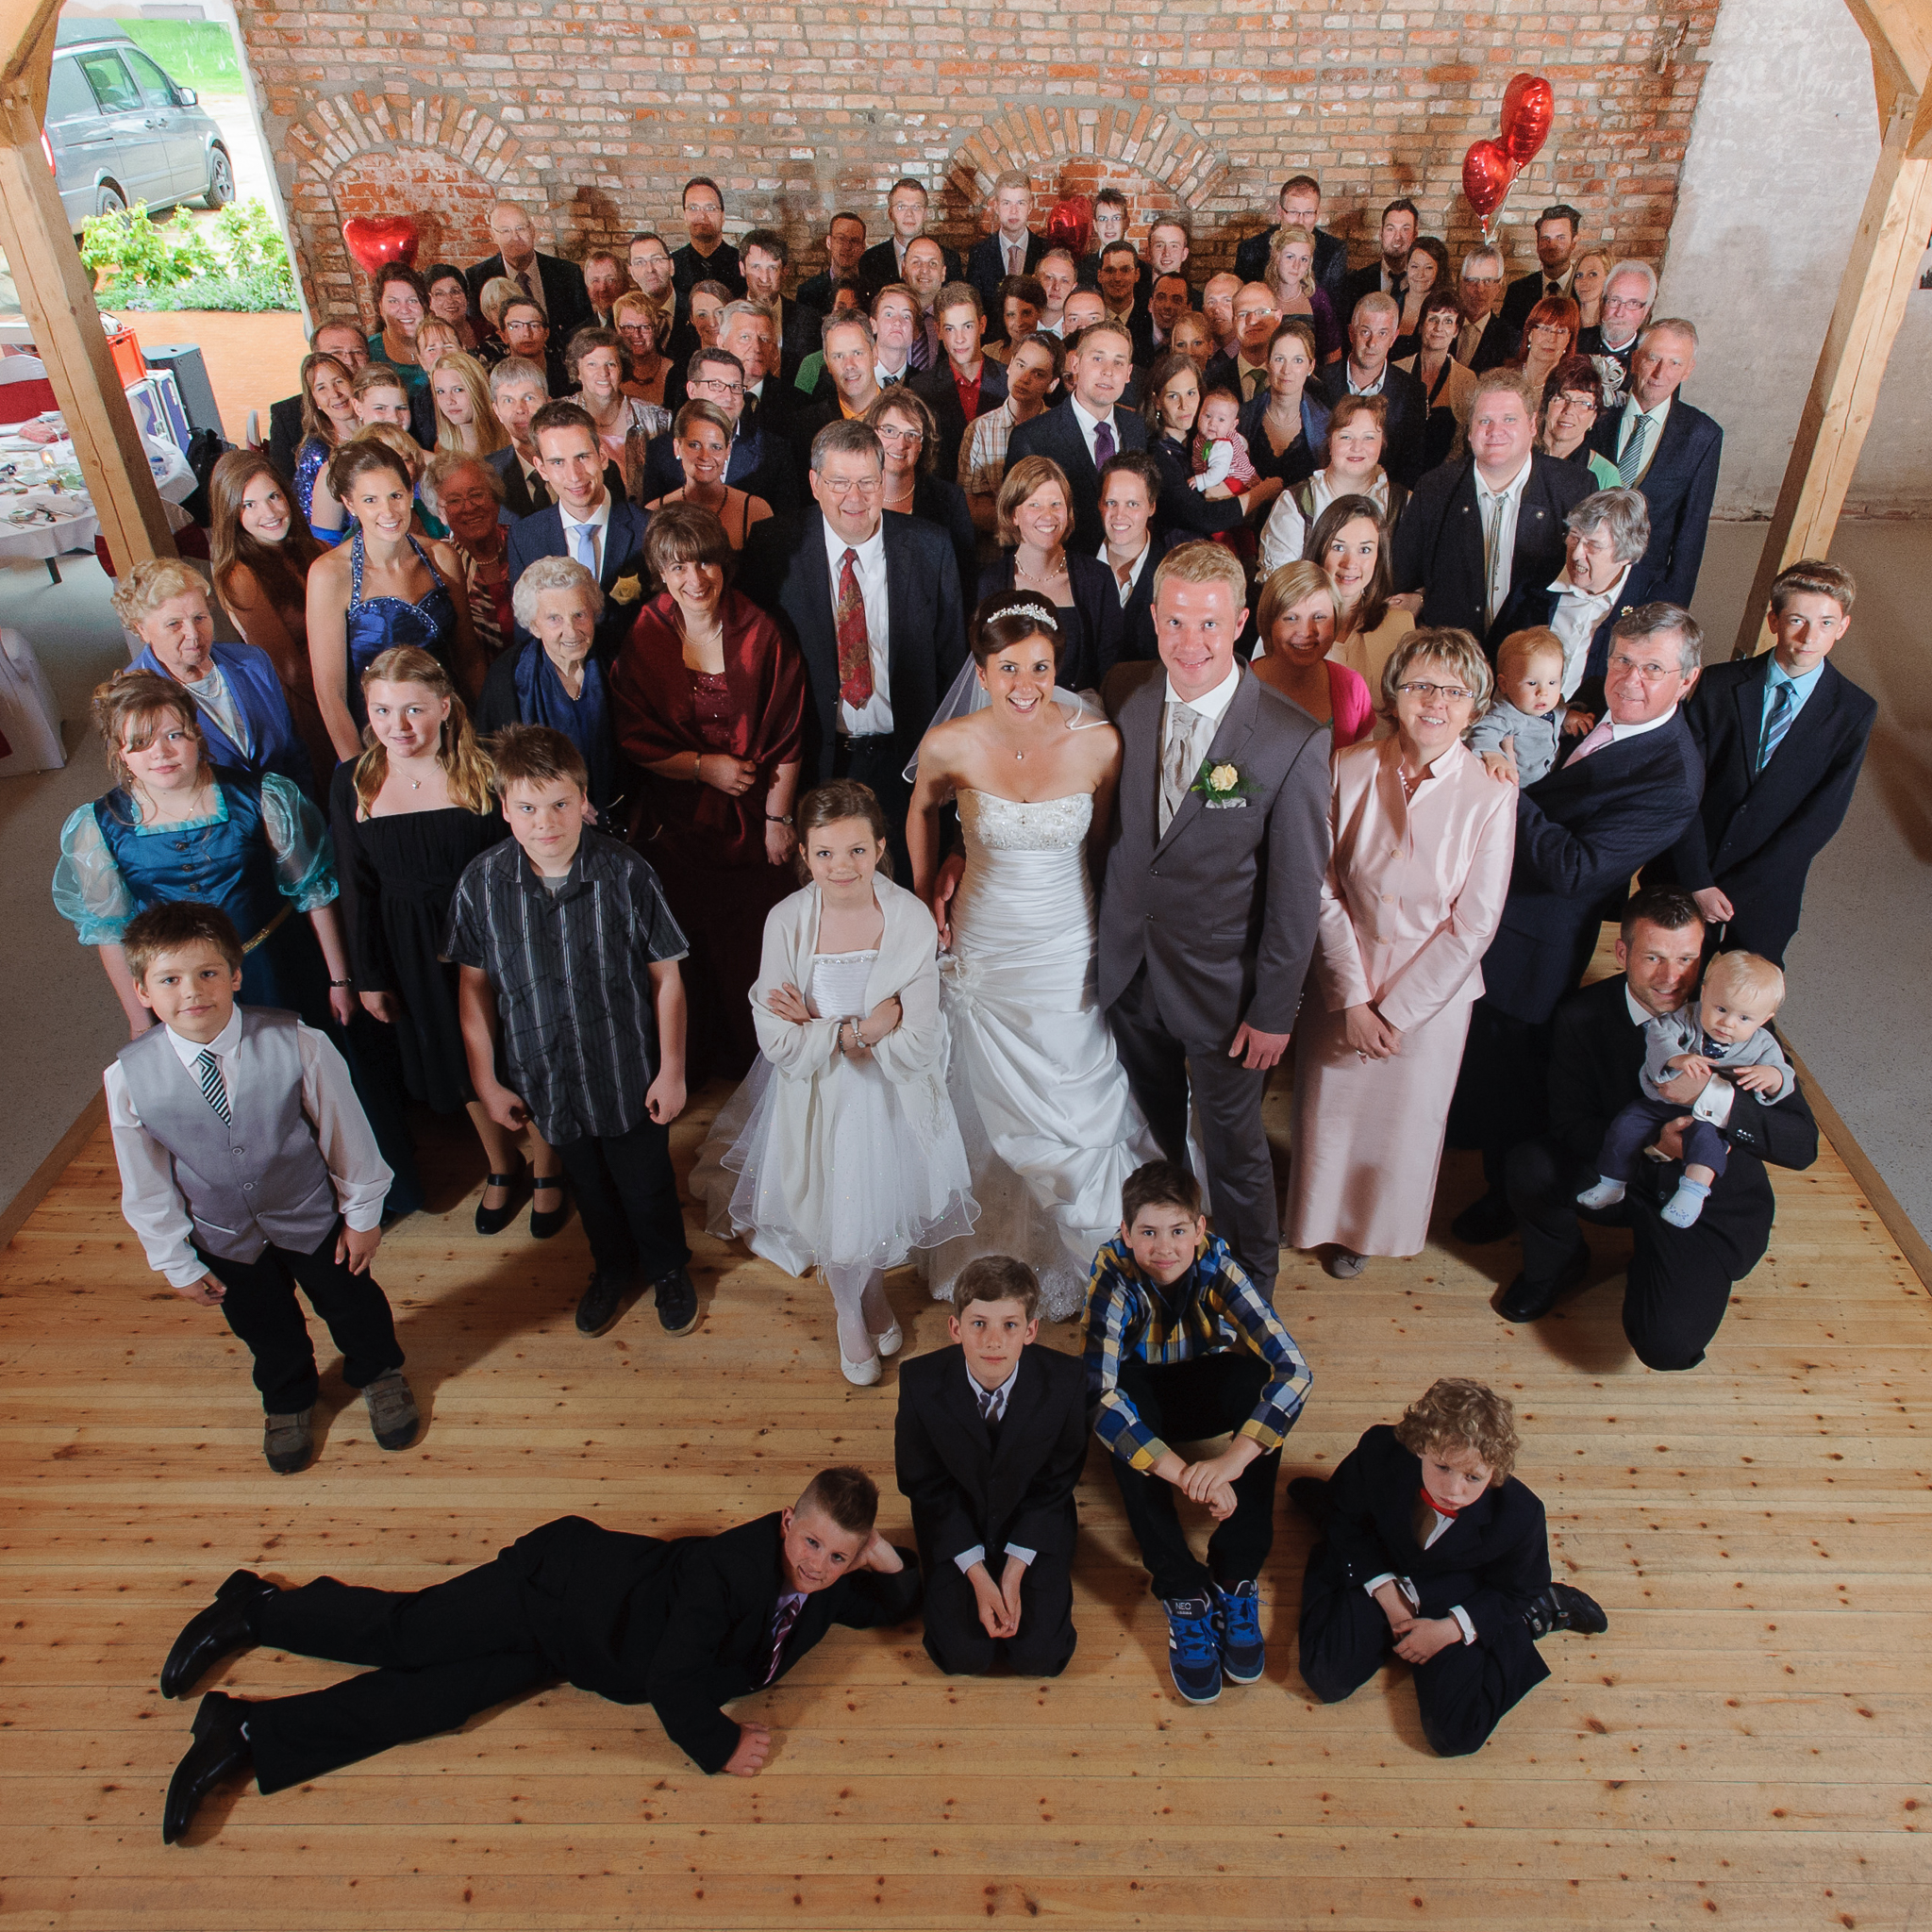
[760,1594,802,1685]
[1092,417,1116,470]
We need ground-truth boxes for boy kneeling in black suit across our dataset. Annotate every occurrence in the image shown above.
[895,1257,1089,1677]
[1291,1378,1607,1756]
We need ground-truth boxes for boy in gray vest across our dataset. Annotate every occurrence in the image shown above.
[104,902,416,1474]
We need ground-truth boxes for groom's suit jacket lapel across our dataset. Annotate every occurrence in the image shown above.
[1152,669,1260,861]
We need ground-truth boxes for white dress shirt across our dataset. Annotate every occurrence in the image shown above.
[1543,562,1632,696]
[1068,393,1122,471]
[1363,1507,1476,1645]
[822,514,893,736]
[1099,538,1153,607]
[105,1009,391,1289]
[952,1359,1039,1574]
[1615,391,1673,484]
[1473,457,1532,627]
[1002,235,1028,276]
[1605,704,1678,745]
[1345,360,1390,397]
[559,491,612,579]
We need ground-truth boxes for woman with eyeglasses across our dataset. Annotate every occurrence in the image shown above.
[1394,289,1477,473]
[1506,294,1582,395]
[424,264,481,353]
[611,292,670,409]
[862,389,977,605]
[1286,627,1515,1280]
[1536,356,1621,491]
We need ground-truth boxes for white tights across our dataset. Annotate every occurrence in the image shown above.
[821,1262,895,1364]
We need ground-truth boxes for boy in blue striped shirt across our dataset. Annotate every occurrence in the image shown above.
[1082,1160,1313,1705]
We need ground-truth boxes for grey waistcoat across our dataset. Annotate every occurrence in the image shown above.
[118,1008,339,1263]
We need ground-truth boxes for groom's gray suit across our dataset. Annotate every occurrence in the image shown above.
[1098,664,1331,1299]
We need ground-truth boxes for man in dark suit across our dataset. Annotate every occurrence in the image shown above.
[858,177,962,299]
[1575,258,1656,401]
[157,1468,920,1839]
[1652,558,1874,966]
[464,199,590,342]
[797,209,868,312]
[671,175,743,298]
[1007,318,1147,556]
[1499,204,1585,334]
[716,300,799,446]
[581,251,628,331]
[1234,174,1349,305]
[1336,197,1419,328]
[1499,888,1819,1367]
[1393,369,1595,637]
[894,1257,1088,1678]
[1453,246,1517,375]
[1094,240,1149,340]
[1587,319,1721,609]
[1145,218,1196,307]
[486,357,572,519]
[789,315,885,480]
[626,230,699,375]
[738,417,967,873]
[1484,485,1649,692]
[1202,281,1280,407]
[504,403,649,658]
[1318,292,1428,488]
[1449,604,1707,1241]
[636,345,799,519]
[497,296,569,398]
[968,169,1046,343]
[910,283,1008,484]
[738,230,822,386]
[1097,542,1331,1303]
[267,318,367,486]
[1141,269,1192,365]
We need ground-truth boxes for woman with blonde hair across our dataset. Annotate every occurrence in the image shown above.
[292,351,361,541]
[475,275,520,359]
[1286,628,1515,1277]
[1264,226,1342,364]
[1247,561,1374,745]
[427,351,510,459]
[612,292,669,408]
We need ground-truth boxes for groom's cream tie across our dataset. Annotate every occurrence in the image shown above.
[1159,700,1206,836]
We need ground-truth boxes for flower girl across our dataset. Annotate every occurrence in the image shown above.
[693,780,975,1384]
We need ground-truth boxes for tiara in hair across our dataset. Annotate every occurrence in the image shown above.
[1000,600,1058,627]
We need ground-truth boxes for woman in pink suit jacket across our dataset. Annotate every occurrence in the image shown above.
[1288,628,1516,1274]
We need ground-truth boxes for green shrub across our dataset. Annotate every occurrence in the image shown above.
[85,198,297,312]
[120,21,243,92]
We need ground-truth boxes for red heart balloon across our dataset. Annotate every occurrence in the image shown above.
[1500,73,1555,165]
[1044,194,1092,261]
[341,215,420,276]
[1462,140,1519,221]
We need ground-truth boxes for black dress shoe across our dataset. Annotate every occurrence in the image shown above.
[653,1266,699,1337]
[1524,1581,1609,1640]
[162,1691,253,1844]
[575,1268,633,1337]
[1286,1475,1332,1525]
[475,1167,525,1237]
[161,1570,276,1699]
[528,1174,569,1241]
[1496,1242,1590,1324]
[1451,1190,1518,1245]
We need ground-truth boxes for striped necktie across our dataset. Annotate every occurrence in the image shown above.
[760,1595,802,1686]
[1617,411,1653,485]
[1758,678,1795,772]
[195,1050,231,1125]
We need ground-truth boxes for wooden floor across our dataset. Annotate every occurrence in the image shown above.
[3,1032,1929,1929]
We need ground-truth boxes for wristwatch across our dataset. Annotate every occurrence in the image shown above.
[766,812,794,824]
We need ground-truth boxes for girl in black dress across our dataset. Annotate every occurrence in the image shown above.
[329,644,565,1239]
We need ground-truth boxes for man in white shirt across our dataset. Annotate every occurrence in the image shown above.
[1098,452,1166,664]
[1006,316,1145,553]
[869,283,923,385]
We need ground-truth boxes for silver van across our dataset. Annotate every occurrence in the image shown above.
[43,22,233,232]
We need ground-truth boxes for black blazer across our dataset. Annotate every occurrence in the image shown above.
[1651,655,1875,964]
[1235,224,1348,305]
[464,251,590,341]
[1500,267,1570,332]
[1461,312,1519,375]
[1335,260,1398,330]
[739,508,968,780]
[894,1344,1089,1572]
[495,1511,918,1776]
[1237,389,1328,490]
[1005,397,1149,555]
[910,475,980,615]
[1312,1424,1551,1641]
[505,496,649,658]
[1148,432,1246,543]
[976,549,1124,691]
[1317,359,1429,488]
[858,238,963,300]
[968,231,1047,341]
[1111,527,1181,665]
[1547,974,1818,1273]
[489,444,627,525]
[671,239,743,299]
[1392,451,1595,638]
[1485,709,1704,1024]
[267,392,305,487]
[1588,396,1723,610]
[910,358,1008,489]
[771,298,823,387]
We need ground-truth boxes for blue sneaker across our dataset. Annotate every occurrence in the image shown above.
[1212,1577,1266,1684]
[1161,1594,1222,1704]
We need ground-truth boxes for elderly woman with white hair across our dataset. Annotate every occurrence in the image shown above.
[475,555,625,829]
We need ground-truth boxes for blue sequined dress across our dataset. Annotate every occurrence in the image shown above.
[342,527,458,728]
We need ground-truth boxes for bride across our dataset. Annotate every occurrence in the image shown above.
[908,593,1159,1318]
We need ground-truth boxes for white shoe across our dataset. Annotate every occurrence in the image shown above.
[873,1321,904,1358]
[840,1349,882,1387]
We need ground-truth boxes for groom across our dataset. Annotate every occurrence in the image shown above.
[1098,542,1332,1302]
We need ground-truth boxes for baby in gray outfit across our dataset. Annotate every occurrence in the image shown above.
[1471,627,1595,784]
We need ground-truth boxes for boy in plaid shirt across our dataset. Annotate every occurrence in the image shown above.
[1082,1160,1313,1705]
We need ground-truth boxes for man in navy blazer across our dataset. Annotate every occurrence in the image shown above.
[1449,603,1706,1240]
[1318,292,1427,488]
[1587,320,1722,609]
[464,200,589,342]
[967,171,1047,343]
[1392,369,1593,637]
[1650,558,1874,966]
[1006,318,1147,556]
[504,403,648,658]
[858,178,962,299]
[1233,174,1349,306]
[737,419,966,874]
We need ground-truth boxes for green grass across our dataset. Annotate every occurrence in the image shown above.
[119,21,243,94]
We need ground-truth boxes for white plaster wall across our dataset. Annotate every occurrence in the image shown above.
[1659,0,1932,517]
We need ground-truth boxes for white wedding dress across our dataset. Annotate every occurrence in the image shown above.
[924,787,1160,1319]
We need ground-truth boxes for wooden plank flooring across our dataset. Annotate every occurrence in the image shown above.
[3,1019,1929,1929]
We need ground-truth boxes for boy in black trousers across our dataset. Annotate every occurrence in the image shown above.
[894,1257,1089,1677]
[1291,1378,1608,1756]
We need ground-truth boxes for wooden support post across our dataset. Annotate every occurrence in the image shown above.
[0,14,176,574]
[1732,88,1932,658]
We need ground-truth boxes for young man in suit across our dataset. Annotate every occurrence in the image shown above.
[267,318,367,486]
[738,232,821,386]
[1291,1379,1606,1757]
[157,1467,919,1840]
[1393,369,1593,637]
[1587,319,1722,610]
[797,209,867,312]
[504,403,649,658]
[1654,559,1875,966]
[737,417,967,875]
[858,177,961,298]
[1318,293,1428,488]
[1097,452,1173,665]
[1005,318,1146,556]
[968,169,1046,343]
[1499,888,1819,1366]
[671,175,743,298]
[1499,205,1585,334]
[1336,197,1419,326]
[1453,247,1518,375]
[496,295,570,398]
[1234,174,1348,305]
[1096,542,1332,1306]
[895,1257,1088,1678]
[910,283,1007,486]
[1448,605,1707,1242]
[465,199,589,341]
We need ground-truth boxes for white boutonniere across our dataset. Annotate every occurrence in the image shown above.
[609,573,642,607]
[1190,757,1259,809]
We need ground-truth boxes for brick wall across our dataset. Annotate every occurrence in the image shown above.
[236,0,1719,326]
